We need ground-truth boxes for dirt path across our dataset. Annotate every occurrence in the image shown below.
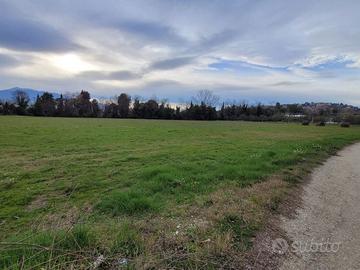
[278,143,360,270]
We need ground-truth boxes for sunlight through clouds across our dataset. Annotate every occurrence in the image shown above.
[0,0,359,104]
[50,54,97,74]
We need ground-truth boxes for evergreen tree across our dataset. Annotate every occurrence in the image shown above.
[118,93,131,118]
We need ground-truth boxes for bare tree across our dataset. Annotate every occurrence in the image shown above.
[14,90,29,106]
[13,90,30,115]
[192,90,220,107]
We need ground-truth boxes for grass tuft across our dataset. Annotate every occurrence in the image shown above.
[218,214,257,251]
[97,191,159,216]
[111,222,144,256]
[0,226,96,269]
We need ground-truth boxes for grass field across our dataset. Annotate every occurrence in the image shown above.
[1,116,360,269]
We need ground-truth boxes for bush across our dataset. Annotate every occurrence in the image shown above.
[340,122,350,128]
[302,120,310,126]
[97,191,158,216]
[316,121,325,126]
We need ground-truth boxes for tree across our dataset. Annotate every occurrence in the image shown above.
[56,94,65,116]
[143,99,159,118]
[287,104,303,114]
[64,98,77,117]
[1,101,16,115]
[256,103,263,117]
[34,92,56,116]
[33,95,42,116]
[103,102,118,118]
[175,106,181,119]
[219,102,225,120]
[117,93,131,118]
[76,90,93,117]
[14,90,29,115]
[158,101,175,119]
[193,90,220,107]
[91,99,100,117]
[132,97,142,118]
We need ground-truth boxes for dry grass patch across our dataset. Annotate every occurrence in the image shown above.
[26,195,48,212]
[117,177,290,269]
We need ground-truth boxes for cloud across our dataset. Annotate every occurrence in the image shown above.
[108,71,142,80]
[0,0,360,105]
[79,70,141,81]
[270,81,307,87]
[114,20,187,46]
[0,3,78,52]
[149,56,195,70]
[190,30,238,55]
[207,59,289,75]
[0,54,19,67]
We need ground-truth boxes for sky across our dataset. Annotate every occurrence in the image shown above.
[0,0,360,105]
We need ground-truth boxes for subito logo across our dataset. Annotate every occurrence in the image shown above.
[272,238,289,254]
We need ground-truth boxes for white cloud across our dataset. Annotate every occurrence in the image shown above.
[0,0,360,104]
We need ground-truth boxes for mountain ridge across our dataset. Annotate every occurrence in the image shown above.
[0,87,61,102]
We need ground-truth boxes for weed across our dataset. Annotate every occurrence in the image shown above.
[218,214,257,251]
[111,223,144,256]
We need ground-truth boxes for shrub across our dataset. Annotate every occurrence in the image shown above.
[316,121,325,126]
[340,122,350,128]
[302,120,310,126]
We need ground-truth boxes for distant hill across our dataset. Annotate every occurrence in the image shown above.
[0,87,60,103]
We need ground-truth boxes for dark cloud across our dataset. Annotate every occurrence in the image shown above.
[115,19,187,46]
[129,79,189,100]
[145,79,184,88]
[0,13,79,52]
[149,56,195,70]
[79,70,141,81]
[108,71,141,80]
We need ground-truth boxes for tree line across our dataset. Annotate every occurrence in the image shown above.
[1,89,359,123]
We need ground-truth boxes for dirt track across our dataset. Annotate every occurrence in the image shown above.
[278,143,360,270]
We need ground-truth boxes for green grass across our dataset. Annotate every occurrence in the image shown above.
[0,116,359,268]
[111,222,144,256]
[97,191,159,216]
[1,226,96,269]
[218,214,257,251]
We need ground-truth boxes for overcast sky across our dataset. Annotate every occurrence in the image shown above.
[0,0,359,104]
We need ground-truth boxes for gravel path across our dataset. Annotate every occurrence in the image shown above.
[278,143,360,270]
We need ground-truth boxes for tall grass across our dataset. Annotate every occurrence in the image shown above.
[0,226,96,269]
[96,191,159,216]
